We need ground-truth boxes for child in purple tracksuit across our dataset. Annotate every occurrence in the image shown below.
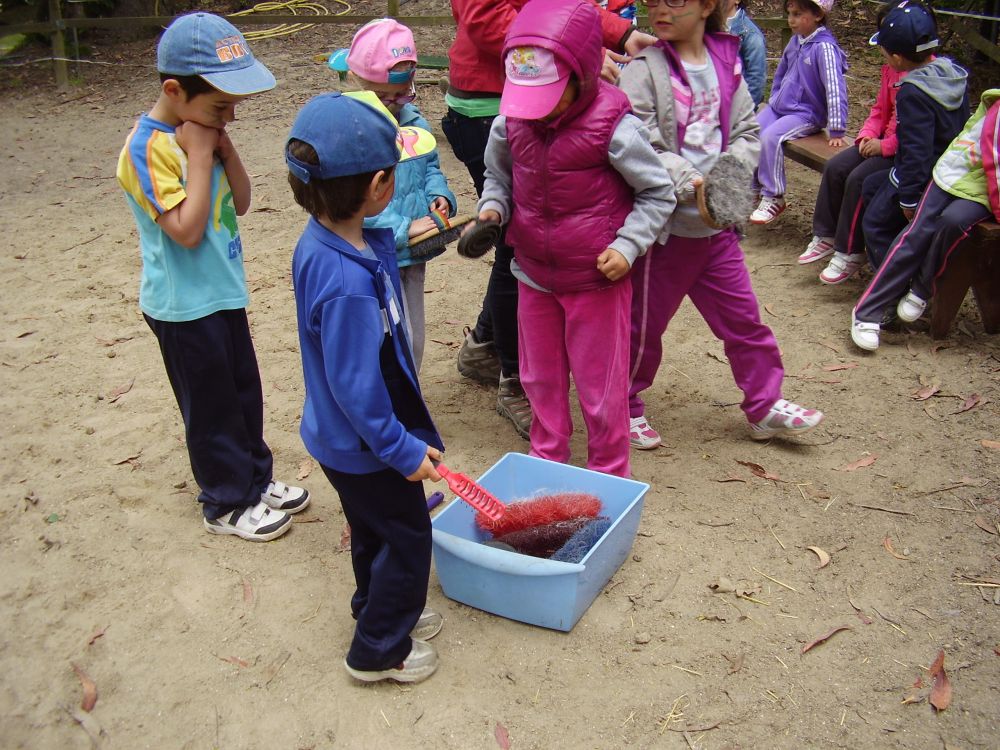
[474,0,674,478]
[749,0,848,225]
[619,0,824,448]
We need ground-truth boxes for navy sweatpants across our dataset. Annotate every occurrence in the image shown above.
[145,309,273,519]
[861,173,907,269]
[441,107,520,376]
[854,183,991,325]
[321,464,430,671]
[813,146,893,256]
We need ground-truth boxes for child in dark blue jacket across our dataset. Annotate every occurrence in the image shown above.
[286,91,446,685]
[859,1,968,272]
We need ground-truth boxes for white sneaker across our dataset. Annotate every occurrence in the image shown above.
[749,195,786,225]
[204,500,292,541]
[629,416,662,450]
[896,291,927,323]
[261,480,310,513]
[819,252,865,285]
[798,236,835,264]
[411,607,443,641]
[344,639,438,684]
[851,313,881,351]
[749,399,824,440]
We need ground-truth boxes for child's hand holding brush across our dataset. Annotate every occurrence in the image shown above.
[406,445,443,482]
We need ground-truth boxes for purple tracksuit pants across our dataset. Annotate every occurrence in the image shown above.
[518,280,632,478]
[628,231,784,425]
[754,107,820,198]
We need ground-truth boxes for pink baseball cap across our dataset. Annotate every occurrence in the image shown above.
[500,46,571,120]
[328,19,417,84]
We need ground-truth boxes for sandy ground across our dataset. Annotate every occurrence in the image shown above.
[1,8,999,749]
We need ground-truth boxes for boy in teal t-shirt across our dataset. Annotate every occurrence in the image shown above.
[117,13,309,540]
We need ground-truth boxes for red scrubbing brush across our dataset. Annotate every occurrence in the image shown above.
[475,492,601,536]
[437,463,507,521]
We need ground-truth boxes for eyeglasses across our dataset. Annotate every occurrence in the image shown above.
[641,0,692,7]
[376,83,417,108]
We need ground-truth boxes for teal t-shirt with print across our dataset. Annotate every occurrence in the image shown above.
[117,114,248,322]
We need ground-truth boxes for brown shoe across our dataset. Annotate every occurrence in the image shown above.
[457,326,501,385]
[497,376,532,440]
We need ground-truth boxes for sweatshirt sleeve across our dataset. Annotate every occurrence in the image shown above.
[459,0,520,59]
[363,201,413,250]
[892,87,938,208]
[982,100,1000,222]
[618,57,702,194]
[768,44,791,106]
[857,66,889,142]
[606,114,676,266]
[817,42,847,138]
[478,116,514,222]
[318,294,427,477]
[739,24,767,108]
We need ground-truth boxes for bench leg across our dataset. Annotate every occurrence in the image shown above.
[930,251,977,339]
[972,266,1000,334]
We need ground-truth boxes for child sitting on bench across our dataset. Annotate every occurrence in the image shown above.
[850,90,999,351]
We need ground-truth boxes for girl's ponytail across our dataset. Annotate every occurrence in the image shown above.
[704,0,728,33]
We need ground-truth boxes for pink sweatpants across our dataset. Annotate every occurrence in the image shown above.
[518,280,632,478]
[629,231,784,424]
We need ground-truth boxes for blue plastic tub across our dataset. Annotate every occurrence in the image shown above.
[431,453,649,631]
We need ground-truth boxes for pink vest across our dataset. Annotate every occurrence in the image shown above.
[506,83,634,293]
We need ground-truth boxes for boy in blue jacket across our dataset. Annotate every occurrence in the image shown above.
[286,91,446,684]
[859,1,968,272]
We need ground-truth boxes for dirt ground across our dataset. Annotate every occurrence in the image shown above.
[1,5,999,749]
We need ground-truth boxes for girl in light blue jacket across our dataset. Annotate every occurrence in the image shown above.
[331,19,458,371]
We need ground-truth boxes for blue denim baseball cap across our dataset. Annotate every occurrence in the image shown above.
[869,0,939,54]
[157,13,276,96]
[285,91,436,182]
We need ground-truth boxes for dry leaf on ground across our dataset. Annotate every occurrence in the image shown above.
[86,626,107,647]
[955,394,984,414]
[495,722,511,749]
[106,378,134,403]
[974,516,999,535]
[911,384,940,401]
[71,663,97,712]
[837,454,879,472]
[806,546,831,568]
[822,362,858,372]
[296,459,313,481]
[735,460,785,482]
[981,439,1000,450]
[801,625,851,654]
[883,536,910,561]
[929,650,952,711]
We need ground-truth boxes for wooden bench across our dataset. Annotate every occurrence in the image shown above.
[783,134,1000,339]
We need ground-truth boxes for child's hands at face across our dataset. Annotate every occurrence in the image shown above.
[902,207,915,222]
[601,51,625,83]
[215,128,235,161]
[174,121,220,157]
[429,196,450,214]
[408,216,437,238]
[597,248,629,281]
[828,136,845,148]
[406,446,443,482]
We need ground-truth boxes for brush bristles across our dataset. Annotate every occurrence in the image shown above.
[476,492,601,535]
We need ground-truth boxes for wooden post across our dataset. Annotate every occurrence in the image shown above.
[387,0,400,18]
[48,0,69,88]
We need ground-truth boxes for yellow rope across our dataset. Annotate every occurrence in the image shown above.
[230,0,353,40]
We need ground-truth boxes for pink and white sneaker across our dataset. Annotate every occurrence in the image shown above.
[629,416,662,450]
[749,399,824,441]
[819,252,865,285]
[798,236,835,264]
[749,195,786,225]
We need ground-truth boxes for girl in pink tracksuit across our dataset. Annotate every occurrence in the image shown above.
[475,0,675,477]
[618,0,824,449]
[749,0,848,225]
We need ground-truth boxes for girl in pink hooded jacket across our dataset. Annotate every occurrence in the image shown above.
[474,0,675,477]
